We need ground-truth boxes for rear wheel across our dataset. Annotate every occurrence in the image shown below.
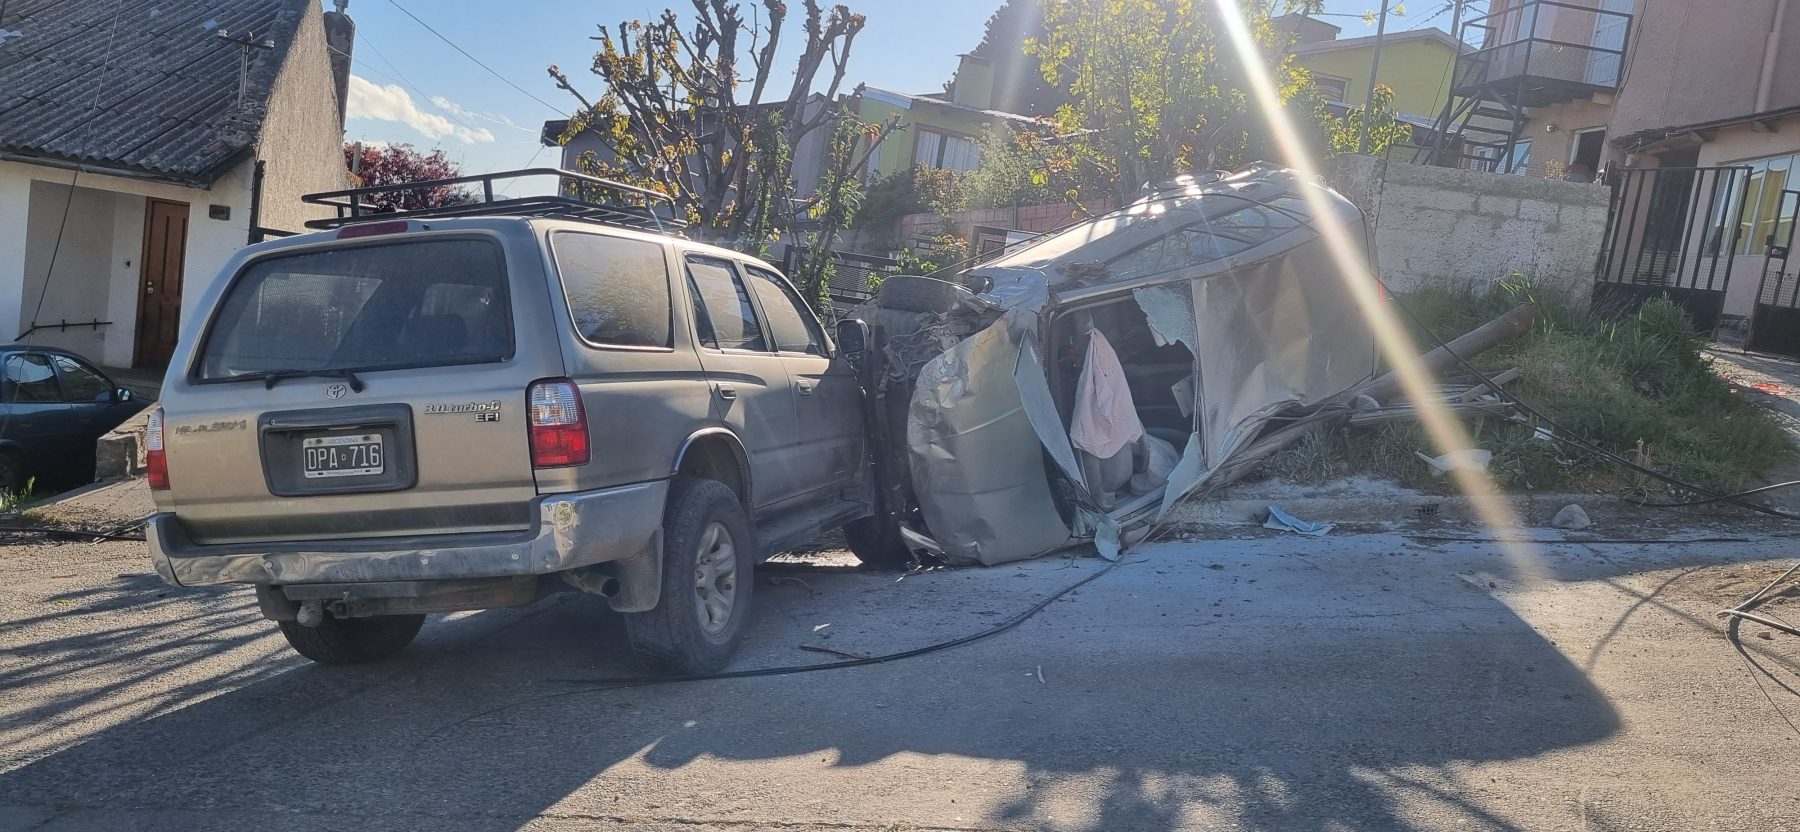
[844,515,914,570]
[624,478,755,675]
[277,614,424,665]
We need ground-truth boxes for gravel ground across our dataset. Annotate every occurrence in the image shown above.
[2,483,1799,831]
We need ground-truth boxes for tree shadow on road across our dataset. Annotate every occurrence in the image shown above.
[7,537,1795,831]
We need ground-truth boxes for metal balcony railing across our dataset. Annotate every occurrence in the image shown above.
[1452,0,1632,106]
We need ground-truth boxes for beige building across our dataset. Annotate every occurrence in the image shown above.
[1434,0,1800,326]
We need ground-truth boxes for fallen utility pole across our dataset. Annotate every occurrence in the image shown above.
[1356,302,1538,403]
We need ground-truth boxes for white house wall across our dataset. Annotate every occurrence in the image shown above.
[0,159,253,366]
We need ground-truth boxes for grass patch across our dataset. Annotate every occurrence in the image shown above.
[0,478,41,514]
[1267,277,1795,495]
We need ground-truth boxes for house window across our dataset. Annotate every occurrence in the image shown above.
[1732,152,1800,256]
[1313,75,1348,103]
[1505,139,1532,175]
[915,128,982,172]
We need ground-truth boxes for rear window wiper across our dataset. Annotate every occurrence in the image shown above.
[215,368,366,391]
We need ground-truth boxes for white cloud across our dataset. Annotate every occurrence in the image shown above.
[347,76,495,144]
[431,96,534,134]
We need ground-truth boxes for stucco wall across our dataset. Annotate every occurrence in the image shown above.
[1332,154,1612,296]
[1609,0,1800,142]
[0,160,253,366]
[254,1,350,235]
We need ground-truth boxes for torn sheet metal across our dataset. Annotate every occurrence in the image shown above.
[907,314,1074,566]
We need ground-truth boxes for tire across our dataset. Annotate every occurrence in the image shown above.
[878,274,972,314]
[0,451,24,495]
[844,515,914,570]
[277,614,425,665]
[624,478,756,675]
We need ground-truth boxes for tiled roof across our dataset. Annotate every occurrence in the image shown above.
[0,0,311,184]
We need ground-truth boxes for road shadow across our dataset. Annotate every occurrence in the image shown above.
[5,536,1793,831]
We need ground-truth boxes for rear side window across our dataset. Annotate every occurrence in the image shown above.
[686,257,766,351]
[197,238,511,379]
[552,232,672,348]
[743,266,824,354]
[2,354,60,403]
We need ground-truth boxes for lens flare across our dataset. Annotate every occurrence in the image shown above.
[1215,0,1543,581]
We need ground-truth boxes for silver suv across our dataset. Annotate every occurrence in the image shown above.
[145,173,905,672]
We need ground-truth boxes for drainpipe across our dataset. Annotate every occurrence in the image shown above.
[248,159,266,245]
[1757,0,1789,113]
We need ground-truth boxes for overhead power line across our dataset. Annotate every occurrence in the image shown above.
[385,0,566,116]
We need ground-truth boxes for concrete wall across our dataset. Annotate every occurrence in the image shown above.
[254,1,350,235]
[1333,154,1612,296]
[896,199,1117,248]
[0,160,254,367]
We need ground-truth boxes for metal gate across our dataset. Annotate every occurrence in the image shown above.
[781,246,901,311]
[1746,189,1800,355]
[1593,166,1751,333]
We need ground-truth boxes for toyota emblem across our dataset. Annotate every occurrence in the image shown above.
[324,382,349,400]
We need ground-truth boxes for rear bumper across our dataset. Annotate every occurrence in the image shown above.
[147,480,669,587]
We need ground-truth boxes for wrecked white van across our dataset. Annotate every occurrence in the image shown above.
[850,165,1379,565]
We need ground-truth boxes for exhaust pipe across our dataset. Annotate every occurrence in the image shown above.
[296,599,325,627]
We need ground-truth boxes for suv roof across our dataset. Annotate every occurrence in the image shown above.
[302,168,687,234]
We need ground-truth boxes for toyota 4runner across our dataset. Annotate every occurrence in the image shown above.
[145,171,908,673]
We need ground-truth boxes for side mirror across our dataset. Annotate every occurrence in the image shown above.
[835,318,869,360]
[115,388,134,403]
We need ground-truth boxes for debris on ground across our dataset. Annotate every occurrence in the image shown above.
[1262,505,1334,537]
[1416,448,1493,477]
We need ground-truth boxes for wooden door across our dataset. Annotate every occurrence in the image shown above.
[134,198,188,370]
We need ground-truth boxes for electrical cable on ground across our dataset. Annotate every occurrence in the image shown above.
[417,558,1125,741]
[1627,479,1800,509]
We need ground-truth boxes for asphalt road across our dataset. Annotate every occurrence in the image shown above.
[3,503,1800,831]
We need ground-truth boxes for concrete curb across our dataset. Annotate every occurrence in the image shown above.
[1168,490,1619,528]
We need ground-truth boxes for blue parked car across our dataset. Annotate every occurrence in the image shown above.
[0,346,147,493]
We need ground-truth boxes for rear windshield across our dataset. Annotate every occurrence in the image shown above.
[197,238,511,379]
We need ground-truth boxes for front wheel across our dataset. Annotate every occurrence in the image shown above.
[277,614,424,664]
[624,478,755,675]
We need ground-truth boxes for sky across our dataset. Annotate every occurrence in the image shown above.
[339,0,1476,183]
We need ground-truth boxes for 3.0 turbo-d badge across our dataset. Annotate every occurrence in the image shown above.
[424,400,504,422]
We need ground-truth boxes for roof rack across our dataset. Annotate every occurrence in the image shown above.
[301,168,686,233]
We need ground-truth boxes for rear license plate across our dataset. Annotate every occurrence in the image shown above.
[301,434,384,478]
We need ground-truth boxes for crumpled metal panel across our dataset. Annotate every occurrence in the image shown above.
[907,314,1074,565]
[1188,236,1376,471]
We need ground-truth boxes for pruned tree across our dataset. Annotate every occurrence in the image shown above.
[1028,0,1310,202]
[343,142,473,210]
[549,0,887,250]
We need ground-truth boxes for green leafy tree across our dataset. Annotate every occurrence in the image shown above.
[1327,83,1413,156]
[1028,0,1310,202]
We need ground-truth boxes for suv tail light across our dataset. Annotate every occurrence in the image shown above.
[527,379,589,468]
[145,407,169,490]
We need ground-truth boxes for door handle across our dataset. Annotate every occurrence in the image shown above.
[715,383,737,400]
[796,380,816,396]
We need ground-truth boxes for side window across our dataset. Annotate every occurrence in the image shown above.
[743,266,824,355]
[552,233,673,348]
[2,354,62,403]
[685,256,766,351]
[51,356,112,401]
